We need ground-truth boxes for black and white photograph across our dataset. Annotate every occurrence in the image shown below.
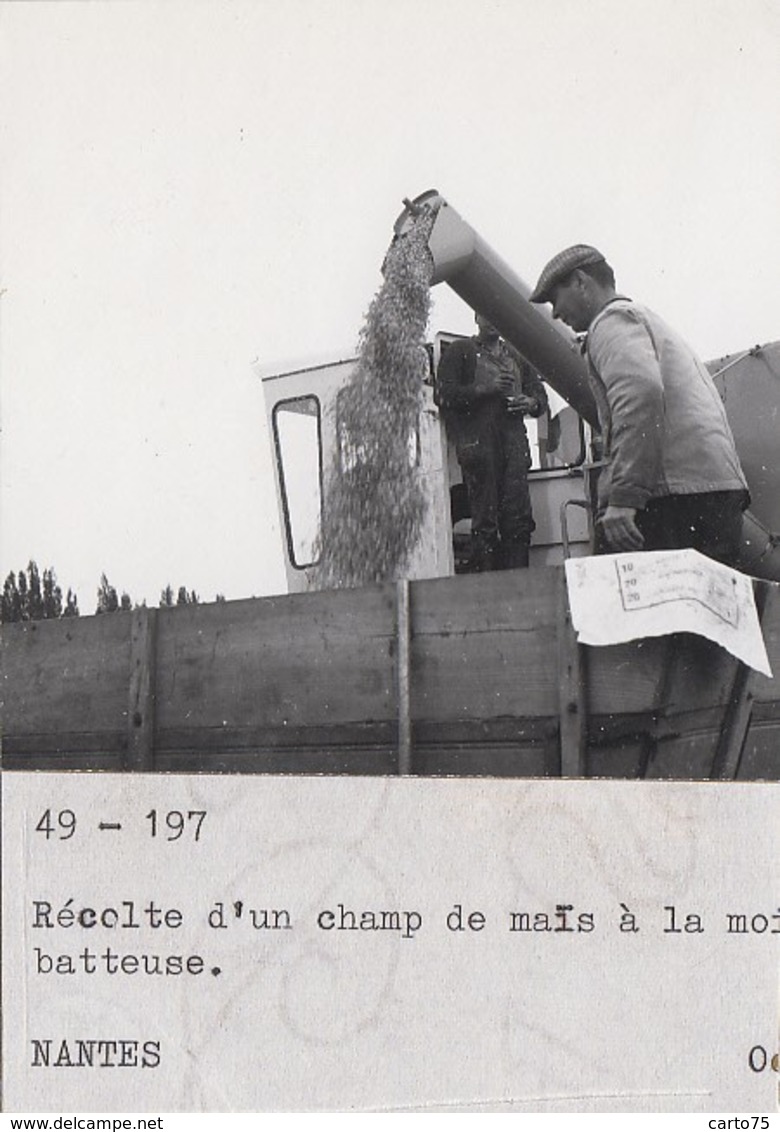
[1,0,779,1117]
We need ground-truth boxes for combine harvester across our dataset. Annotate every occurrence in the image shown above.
[4,192,779,779]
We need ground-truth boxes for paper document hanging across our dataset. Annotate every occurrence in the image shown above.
[564,549,772,677]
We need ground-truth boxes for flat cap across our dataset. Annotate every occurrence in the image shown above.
[529,244,606,304]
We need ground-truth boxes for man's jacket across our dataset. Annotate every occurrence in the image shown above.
[586,298,748,512]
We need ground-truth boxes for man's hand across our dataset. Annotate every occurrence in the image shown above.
[492,373,515,397]
[598,505,644,552]
[474,370,515,398]
[506,394,537,415]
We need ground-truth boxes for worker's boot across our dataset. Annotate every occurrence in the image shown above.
[498,541,530,570]
[470,534,498,572]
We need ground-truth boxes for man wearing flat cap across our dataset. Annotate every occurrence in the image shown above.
[529,246,748,565]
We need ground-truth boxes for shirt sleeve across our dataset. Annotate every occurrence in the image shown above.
[503,342,548,417]
[588,308,664,509]
[436,340,482,409]
[520,362,549,418]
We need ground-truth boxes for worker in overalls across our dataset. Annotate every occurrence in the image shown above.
[436,313,548,570]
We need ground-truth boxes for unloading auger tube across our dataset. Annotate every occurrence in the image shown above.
[393,190,599,426]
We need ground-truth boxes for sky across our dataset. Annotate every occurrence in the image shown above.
[2,0,779,610]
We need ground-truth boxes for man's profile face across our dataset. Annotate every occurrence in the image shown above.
[550,273,592,333]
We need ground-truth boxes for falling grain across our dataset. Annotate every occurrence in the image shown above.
[317,206,436,589]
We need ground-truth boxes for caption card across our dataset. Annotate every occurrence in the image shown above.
[3,773,779,1113]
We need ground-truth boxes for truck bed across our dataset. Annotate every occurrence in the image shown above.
[3,567,778,779]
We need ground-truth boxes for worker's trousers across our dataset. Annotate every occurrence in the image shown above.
[633,490,748,567]
[456,417,535,571]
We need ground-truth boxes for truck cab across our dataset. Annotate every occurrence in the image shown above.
[260,333,594,593]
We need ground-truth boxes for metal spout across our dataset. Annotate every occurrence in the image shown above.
[394,190,598,426]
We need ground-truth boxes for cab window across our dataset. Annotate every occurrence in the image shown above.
[272,396,322,569]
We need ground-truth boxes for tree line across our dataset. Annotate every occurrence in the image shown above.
[1,561,224,623]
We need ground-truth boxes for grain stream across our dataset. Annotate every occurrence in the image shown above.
[317,206,436,588]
